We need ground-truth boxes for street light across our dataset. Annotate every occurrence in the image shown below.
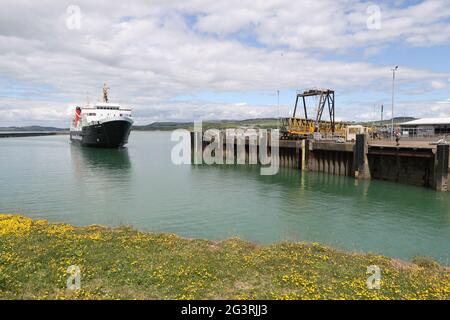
[277,90,280,130]
[391,66,398,140]
[380,104,383,126]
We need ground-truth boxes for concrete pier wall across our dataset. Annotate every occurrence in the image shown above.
[367,153,433,187]
[190,131,302,170]
[190,131,450,191]
[304,141,354,176]
[433,144,449,191]
[278,141,302,169]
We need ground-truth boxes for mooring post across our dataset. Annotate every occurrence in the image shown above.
[301,139,306,171]
[433,144,449,191]
[304,139,310,171]
[354,133,370,179]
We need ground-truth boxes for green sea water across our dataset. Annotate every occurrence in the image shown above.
[0,131,449,264]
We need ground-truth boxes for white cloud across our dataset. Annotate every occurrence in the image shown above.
[0,0,449,126]
[190,0,450,50]
[431,80,447,89]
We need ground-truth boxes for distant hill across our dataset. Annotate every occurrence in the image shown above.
[133,121,192,131]
[1,116,419,133]
[133,118,280,131]
[0,126,68,132]
[133,117,420,131]
[357,117,418,126]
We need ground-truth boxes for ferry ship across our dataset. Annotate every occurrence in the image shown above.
[70,84,133,148]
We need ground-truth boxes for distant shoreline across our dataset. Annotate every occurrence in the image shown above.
[0,131,69,138]
[0,116,417,136]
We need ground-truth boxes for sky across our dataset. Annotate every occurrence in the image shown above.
[0,0,449,127]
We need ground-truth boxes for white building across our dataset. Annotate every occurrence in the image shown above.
[400,118,450,137]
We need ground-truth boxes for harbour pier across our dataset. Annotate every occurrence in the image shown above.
[190,131,449,191]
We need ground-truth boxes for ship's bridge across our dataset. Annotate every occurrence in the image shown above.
[80,103,132,126]
[93,103,121,110]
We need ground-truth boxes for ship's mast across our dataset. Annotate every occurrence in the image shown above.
[102,83,110,103]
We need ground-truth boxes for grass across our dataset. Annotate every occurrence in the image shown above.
[0,214,448,300]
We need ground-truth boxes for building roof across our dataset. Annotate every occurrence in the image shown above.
[400,118,450,126]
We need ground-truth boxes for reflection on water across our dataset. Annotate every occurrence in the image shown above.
[68,144,133,225]
[189,164,450,264]
[71,144,131,171]
[0,132,449,264]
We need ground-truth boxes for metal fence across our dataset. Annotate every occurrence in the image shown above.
[371,126,450,142]
[399,126,450,141]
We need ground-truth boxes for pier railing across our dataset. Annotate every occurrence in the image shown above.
[370,126,450,142]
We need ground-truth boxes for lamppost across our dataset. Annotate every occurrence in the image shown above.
[391,66,398,140]
[277,89,280,130]
[380,104,383,126]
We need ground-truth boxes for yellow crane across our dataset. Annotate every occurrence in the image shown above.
[281,88,347,139]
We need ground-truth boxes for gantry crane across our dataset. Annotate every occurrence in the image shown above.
[281,88,346,139]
